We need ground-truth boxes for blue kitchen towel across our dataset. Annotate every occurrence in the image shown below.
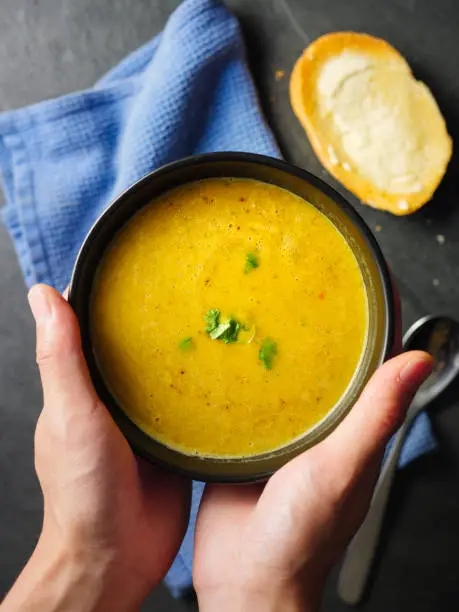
[0,0,436,598]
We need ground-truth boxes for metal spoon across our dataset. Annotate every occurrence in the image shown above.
[338,315,459,606]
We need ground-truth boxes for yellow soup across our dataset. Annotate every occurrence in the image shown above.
[91,178,368,457]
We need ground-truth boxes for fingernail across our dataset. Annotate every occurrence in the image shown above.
[399,354,434,390]
[28,286,51,323]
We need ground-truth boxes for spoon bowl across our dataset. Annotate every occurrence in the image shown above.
[403,315,459,406]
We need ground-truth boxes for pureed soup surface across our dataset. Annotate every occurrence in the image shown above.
[91,178,368,457]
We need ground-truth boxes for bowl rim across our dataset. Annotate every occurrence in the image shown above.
[69,151,395,482]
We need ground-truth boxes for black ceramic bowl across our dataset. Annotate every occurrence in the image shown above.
[69,152,394,482]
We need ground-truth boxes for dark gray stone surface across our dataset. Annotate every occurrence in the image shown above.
[0,1,458,610]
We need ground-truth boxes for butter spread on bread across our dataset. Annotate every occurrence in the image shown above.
[290,32,452,215]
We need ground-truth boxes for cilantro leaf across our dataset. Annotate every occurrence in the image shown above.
[205,309,242,344]
[259,338,278,370]
[244,252,259,274]
[211,319,241,344]
[209,319,231,340]
[178,337,193,351]
[204,309,220,333]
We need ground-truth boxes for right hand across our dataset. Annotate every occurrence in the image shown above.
[193,351,433,611]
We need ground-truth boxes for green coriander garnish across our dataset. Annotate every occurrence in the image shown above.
[204,309,220,334]
[259,337,278,370]
[211,319,241,344]
[178,337,193,351]
[204,309,242,344]
[245,252,259,274]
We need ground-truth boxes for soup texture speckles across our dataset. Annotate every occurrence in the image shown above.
[91,178,368,457]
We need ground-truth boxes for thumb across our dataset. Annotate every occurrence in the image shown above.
[28,284,98,411]
[317,351,434,485]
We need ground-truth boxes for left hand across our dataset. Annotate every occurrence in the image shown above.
[2,284,191,612]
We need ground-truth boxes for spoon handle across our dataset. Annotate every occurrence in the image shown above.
[337,414,413,605]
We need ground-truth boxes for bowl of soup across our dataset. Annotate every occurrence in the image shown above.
[69,153,394,482]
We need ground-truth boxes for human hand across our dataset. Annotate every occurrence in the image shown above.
[193,351,433,612]
[2,285,191,612]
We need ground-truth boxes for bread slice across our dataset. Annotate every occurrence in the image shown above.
[290,32,452,215]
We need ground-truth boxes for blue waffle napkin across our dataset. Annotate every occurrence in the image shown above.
[0,0,436,598]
